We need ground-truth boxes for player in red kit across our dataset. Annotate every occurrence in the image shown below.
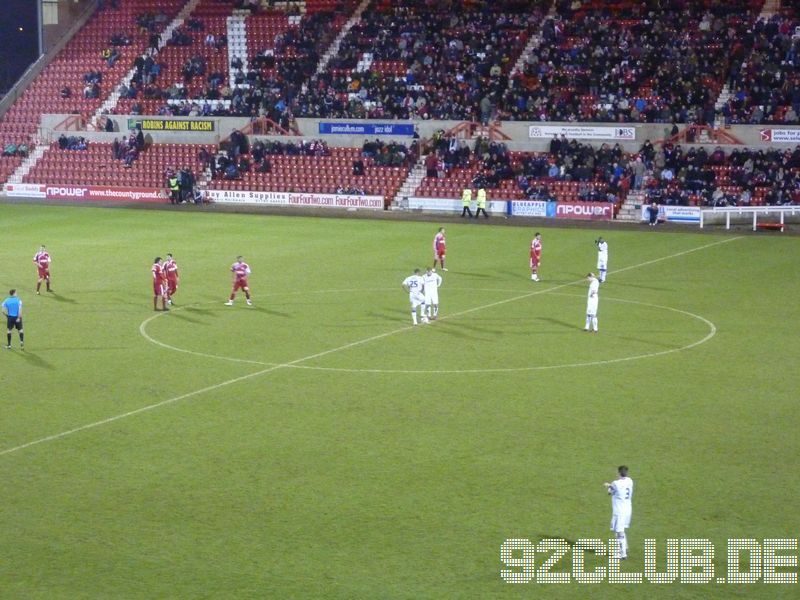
[432,227,447,271]
[152,257,168,311]
[33,245,53,294]
[163,253,179,305]
[530,232,542,281]
[225,256,252,306]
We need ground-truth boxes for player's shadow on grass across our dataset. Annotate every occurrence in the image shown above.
[607,281,672,292]
[366,310,403,321]
[435,321,495,340]
[536,534,592,552]
[445,270,496,279]
[536,316,577,330]
[47,292,77,304]
[248,305,291,318]
[183,306,216,315]
[14,351,54,370]
[167,311,205,324]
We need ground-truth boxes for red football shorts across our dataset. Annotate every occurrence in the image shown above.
[153,281,167,296]
[233,278,249,292]
[37,267,50,278]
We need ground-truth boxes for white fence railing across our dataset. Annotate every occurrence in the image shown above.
[699,206,800,230]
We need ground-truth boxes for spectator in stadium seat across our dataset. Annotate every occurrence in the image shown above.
[224,163,239,180]
[256,157,271,173]
[110,33,131,47]
[352,159,365,176]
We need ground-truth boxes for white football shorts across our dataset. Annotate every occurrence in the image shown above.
[410,292,426,309]
[586,297,599,316]
[611,511,631,533]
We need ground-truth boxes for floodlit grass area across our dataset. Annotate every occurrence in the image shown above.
[0,204,798,599]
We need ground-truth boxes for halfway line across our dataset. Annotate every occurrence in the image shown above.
[0,235,741,457]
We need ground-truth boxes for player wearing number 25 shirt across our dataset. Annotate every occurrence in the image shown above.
[605,466,633,560]
[226,256,252,306]
[151,257,168,311]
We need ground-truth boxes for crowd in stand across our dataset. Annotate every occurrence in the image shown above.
[721,9,800,124]
[639,143,800,207]
[422,132,630,203]
[51,0,800,128]
[2,142,29,157]
[57,135,89,151]
[501,0,757,124]
[291,0,544,121]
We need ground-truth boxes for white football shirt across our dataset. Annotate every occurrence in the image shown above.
[597,241,608,262]
[422,271,442,291]
[587,277,600,299]
[403,274,425,297]
[610,476,633,514]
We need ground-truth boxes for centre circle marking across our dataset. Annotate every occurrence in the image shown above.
[140,289,717,374]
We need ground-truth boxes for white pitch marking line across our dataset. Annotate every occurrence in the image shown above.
[139,309,274,366]
[1,236,741,457]
[0,366,279,457]
[285,294,718,374]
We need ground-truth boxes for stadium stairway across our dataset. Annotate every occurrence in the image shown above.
[89,0,204,129]
[509,0,556,79]
[314,0,371,75]
[391,157,427,208]
[715,0,777,113]
[226,11,250,76]
[6,145,50,184]
[617,191,646,222]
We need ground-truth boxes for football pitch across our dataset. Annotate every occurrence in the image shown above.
[0,204,798,599]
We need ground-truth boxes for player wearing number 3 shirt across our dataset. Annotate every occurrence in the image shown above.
[605,466,633,560]
[226,256,252,306]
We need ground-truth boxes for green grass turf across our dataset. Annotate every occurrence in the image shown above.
[0,204,798,599]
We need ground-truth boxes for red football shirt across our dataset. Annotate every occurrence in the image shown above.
[152,263,166,283]
[164,258,179,280]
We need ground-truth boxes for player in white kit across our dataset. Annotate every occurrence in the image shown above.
[596,237,608,283]
[604,466,633,559]
[402,268,428,325]
[422,267,442,320]
[585,272,599,332]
